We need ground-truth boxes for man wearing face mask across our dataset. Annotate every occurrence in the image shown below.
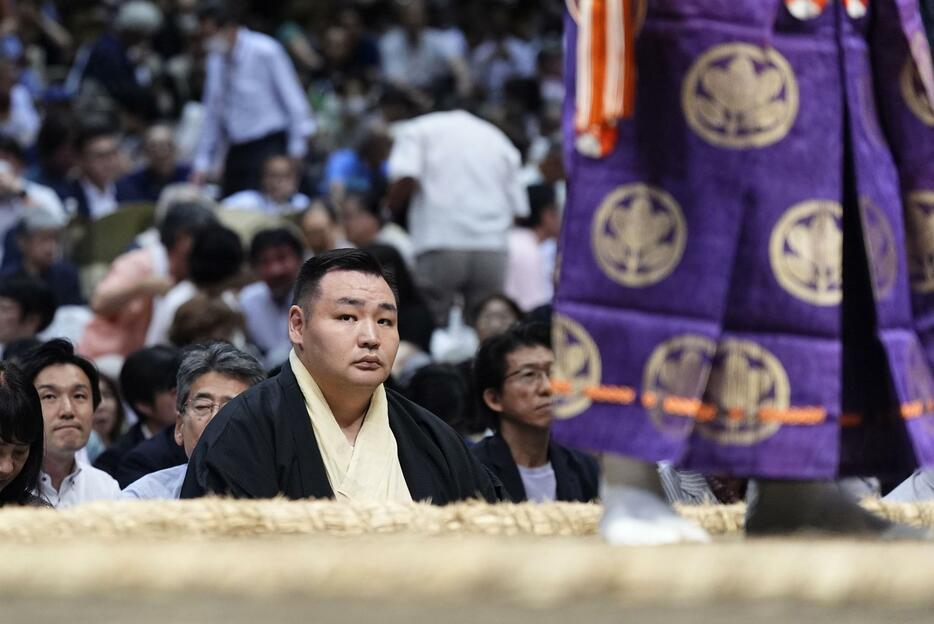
[190,0,314,197]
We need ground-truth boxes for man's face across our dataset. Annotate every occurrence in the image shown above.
[255,244,301,300]
[81,136,121,187]
[20,229,60,271]
[143,126,175,173]
[261,157,298,203]
[301,205,335,255]
[340,197,379,247]
[0,297,27,344]
[35,364,94,459]
[288,270,400,395]
[484,345,556,431]
[175,371,250,457]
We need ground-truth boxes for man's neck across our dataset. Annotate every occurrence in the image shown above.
[43,452,77,491]
[500,422,550,468]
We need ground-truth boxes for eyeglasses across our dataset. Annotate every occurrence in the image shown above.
[503,367,552,386]
[183,398,230,419]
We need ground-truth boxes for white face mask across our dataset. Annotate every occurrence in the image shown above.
[204,34,231,55]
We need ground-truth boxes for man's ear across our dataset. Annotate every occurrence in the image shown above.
[287,304,305,345]
[174,412,184,448]
[482,388,504,414]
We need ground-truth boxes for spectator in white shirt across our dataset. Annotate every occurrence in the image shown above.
[122,341,265,500]
[504,183,561,312]
[239,227,304,368]
[222,154,311,215]
[21,339,120,507]
[383,89,529,325]
[192,1,314,197]
[0,60,39,149]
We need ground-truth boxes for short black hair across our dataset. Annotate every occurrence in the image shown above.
[473,321,551,427]
[291,248,399,309]
[405,363,469,433]
[158,201,217,251]
[518,183,557,228]
[0,133,25,165]
[0,275,57,333]
[0,361,44,506]
[198,0,242,25]
[249,227,304,265]
[303,198,338,223]
[20,338,102,410]
[470,292,523,327]
[119,345,181,413]
[188,223,244,287]
[73,123,117,154]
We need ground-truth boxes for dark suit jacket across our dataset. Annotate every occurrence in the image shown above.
[471,433,600,503]
[115,425,188,489]
[181,363,504,504]
[93,421,147,478]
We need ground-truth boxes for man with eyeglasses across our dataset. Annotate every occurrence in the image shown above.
[122,342,265,499]
[471,322,599,503]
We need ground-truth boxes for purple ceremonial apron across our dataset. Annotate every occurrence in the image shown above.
[553,0,934,479]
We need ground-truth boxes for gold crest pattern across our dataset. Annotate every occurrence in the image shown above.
[642,335,717,438]
[769,200,843,306]
[900,55,934,126]
[906,190,934,294]
[591,183,687,287]
[860,197,897,301]
[552,313,603,420]
[696,339,790,446]
[682,42,799,149]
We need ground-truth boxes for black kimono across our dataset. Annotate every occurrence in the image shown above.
[180,363,503,504]
[471,433,600,503]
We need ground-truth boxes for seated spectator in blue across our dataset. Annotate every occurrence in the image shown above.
[0,275,56,360]
[63,124,125,220]
[115,124,191,203]
[471,322,600,503]
[0,59,39,149]
[240,227,304,368]
[3,202,83,306]
[320,126,390,200]
[0,134,66,269]
[93,345,181,478]
[222,154,311,215]
[122,342,265,499]
[0,360,46,507]
[76,1,162,121]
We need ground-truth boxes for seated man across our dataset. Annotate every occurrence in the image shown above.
[122,342,265,499]
[299,199,348,256]
[182,249,502,503]
[0,274,56,359]
[222,154,311,215]
[471,322,599,503]
[116,124,191,203]
[94,345,181,478]
[240,228,304,368]
[21,339,120,507]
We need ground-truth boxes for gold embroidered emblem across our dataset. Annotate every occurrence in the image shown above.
[591,183,687,287]
[769,200,843,306]
[642,335,717,439]
[860,197,897,301]
[682,42,799,149]
[697,339,790,445]
[906,190,934,294]
[900,55,934,126]
[552,313,602,419]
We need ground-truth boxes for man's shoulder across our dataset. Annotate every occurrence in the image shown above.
[550,441,600,476]
[243,29,286,57]
[80,462,121,490]
[122,464,186,499]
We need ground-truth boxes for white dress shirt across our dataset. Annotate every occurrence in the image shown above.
[239,281,291,362]
[80,178,118,219]
[386,110,529,254]
[38,458,121,508]
[121,464,187,500]
[222,189,311,214]
[194,28,314,172]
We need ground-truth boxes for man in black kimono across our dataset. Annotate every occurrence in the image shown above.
[471,322,599,503]
[181,249,502,504]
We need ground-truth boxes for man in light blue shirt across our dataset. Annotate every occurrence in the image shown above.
[122,342,265,500]
[191,1,313,196]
